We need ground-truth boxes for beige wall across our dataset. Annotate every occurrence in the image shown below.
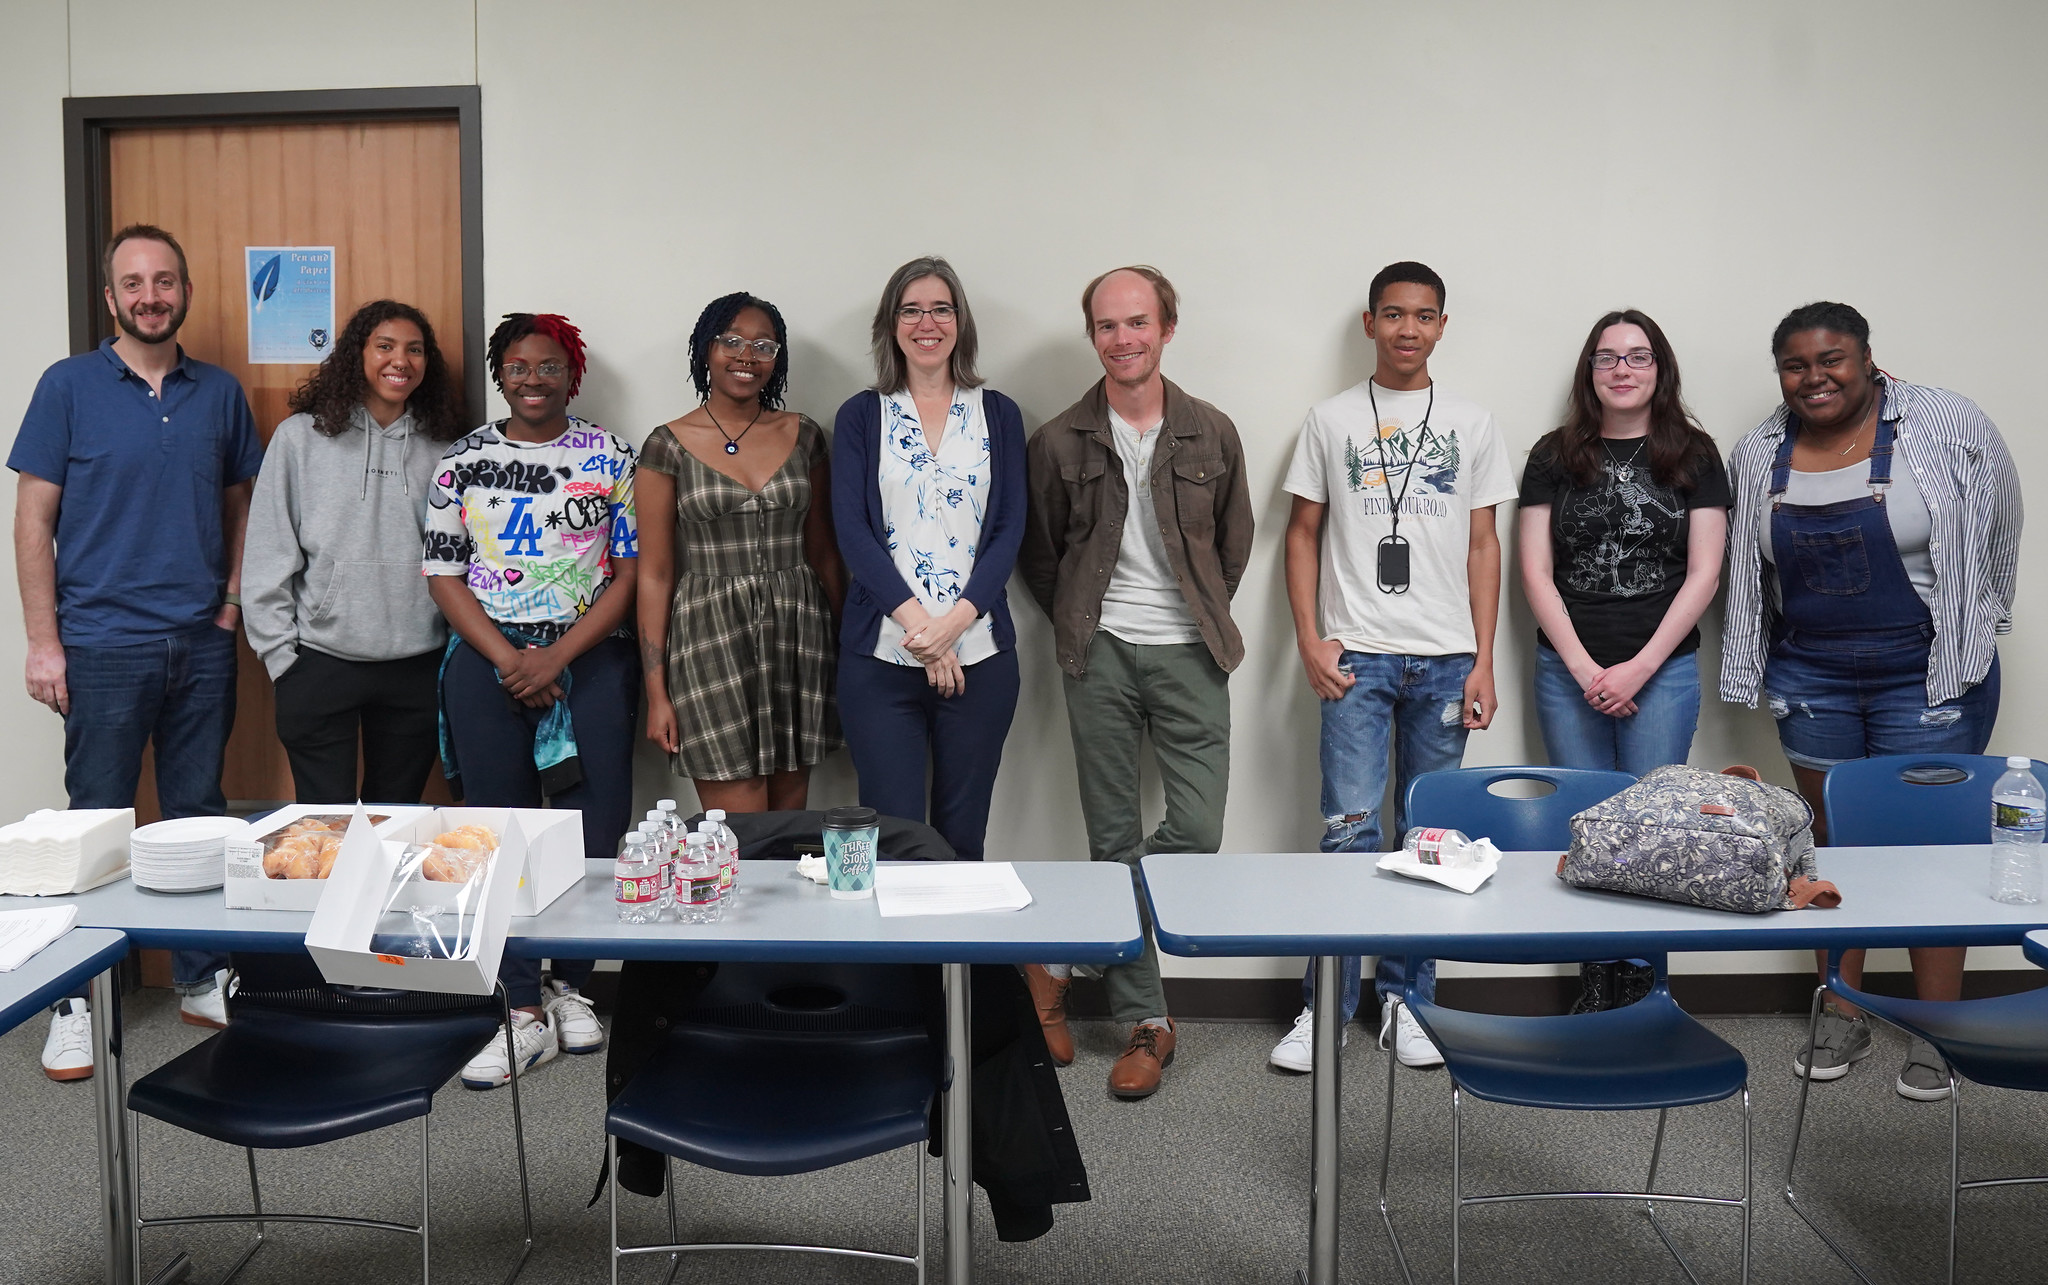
[7,1,2043,979]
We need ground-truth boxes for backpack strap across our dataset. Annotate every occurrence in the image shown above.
[1787,876,1842,909]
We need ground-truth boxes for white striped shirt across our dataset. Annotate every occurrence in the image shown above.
[1719,377,2022,708]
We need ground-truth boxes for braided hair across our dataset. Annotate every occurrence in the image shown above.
[688,293,790,410]
[487,312,588,400]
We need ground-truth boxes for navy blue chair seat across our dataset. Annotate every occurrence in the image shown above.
[130,1006,503,1149]
[1409,987,1748,1112]
[608,1023,934,1177]
[1818,980,2048,1095]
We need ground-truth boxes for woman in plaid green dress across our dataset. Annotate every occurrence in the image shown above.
[637,293,845,811]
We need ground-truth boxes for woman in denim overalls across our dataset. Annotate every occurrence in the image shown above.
[1725,301,2021,1101]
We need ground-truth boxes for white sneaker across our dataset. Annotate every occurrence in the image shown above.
[42,1000,94,1082]
[1268,1007,1347,1073]
[542,978,604,1054]
[461,1010,558,1090]
[1383,996,1444,1068]
[179,969,231,1030]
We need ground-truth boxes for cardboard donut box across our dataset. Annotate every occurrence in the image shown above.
[223,803,585,915]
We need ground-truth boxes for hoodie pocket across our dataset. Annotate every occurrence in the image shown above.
[307,561,439,652]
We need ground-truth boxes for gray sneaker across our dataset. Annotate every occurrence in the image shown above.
[1790,1005,1874,1081]
[1896,1038,1953,1101]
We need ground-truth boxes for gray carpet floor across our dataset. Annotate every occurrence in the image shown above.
[6,991,2048,1284]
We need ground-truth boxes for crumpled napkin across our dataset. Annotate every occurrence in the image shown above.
[797,853,830,885]
[1374,837,1503,895]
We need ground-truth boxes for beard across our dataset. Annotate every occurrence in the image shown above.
[115,295,188,344]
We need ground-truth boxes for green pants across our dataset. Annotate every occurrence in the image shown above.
[1063,633,1231,1024]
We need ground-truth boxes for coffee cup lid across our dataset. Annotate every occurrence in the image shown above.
[823,806,879,830]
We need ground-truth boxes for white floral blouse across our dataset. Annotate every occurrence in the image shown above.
[873,386,998,666]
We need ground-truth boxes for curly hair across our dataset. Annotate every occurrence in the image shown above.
[689,293,790,409]
[286,300,465,440]
[1771,301,1871,358]
[487,312,588,401]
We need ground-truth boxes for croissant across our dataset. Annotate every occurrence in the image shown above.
[421,845,489,883]
[284,848,325,880]
[313,832,343,879]
[433,825,499,851]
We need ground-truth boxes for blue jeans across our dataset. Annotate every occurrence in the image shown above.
[65,626,238,990]
[1533,646,1701,776]
[1764,627,1999,770]
[1303,651,1471,1021]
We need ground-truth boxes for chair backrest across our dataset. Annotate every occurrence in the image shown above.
[1404,766,1638,852]
[1823,754,2047,847]
[683,961,928,1036]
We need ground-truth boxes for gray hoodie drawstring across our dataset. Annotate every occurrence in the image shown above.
[360,410,373,499]
[359,407,414,498]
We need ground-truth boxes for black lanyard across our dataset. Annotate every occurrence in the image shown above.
[1365,380,1434,594]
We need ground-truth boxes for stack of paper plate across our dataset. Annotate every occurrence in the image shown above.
[131,817,249,893]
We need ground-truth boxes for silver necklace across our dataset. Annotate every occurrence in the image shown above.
[1605,437,1648,483]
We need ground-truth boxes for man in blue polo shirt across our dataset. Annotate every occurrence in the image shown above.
[10,224,263,1080]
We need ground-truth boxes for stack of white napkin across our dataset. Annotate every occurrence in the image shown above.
[0,808,133,895]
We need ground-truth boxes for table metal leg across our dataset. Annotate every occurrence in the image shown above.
[90,965,136,1285]
[1304,953,1342,1285]
[941,962,972,1285]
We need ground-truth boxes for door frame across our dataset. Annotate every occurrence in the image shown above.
[62,85,486,420]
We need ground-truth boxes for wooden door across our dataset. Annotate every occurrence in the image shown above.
[107,119,465,816]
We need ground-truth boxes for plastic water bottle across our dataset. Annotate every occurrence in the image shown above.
[614,834,661,924]
[701,812,739,901]
[1990,757,2045,905]
[675,832,724,924]
[1402,826,1478,868]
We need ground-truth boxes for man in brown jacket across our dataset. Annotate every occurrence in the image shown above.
[1018,265,1254,1098]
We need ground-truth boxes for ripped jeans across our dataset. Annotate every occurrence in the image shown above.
[1763,626,1999,771]
[1305,651,1472,1021]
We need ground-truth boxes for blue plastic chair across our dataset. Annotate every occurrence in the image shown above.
[605,961,937,1280]
[126,951,533,1285]
[1380,768,1749,1284]
[1822,753,2048,847]
[1784,754,2048,1284]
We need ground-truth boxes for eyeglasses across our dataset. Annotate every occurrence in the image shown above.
[1590,350,1655,370]
[501,360,567,379]
[714,333,782,360]
[897,305,958,326]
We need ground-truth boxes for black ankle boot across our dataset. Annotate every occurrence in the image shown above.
[1569,961,1614,1014]
[1614,961,1656,1008]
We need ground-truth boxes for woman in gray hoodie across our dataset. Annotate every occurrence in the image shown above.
[242,299,466,804]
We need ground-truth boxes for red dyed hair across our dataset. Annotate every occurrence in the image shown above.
[487,311,589,400]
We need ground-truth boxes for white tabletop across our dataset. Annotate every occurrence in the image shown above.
[0,928,127,1036]
[0,861,1145,966]
[1143,846,2048,963]
[516,860,1145,964]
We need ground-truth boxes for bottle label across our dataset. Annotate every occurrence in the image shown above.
[1412,827,1452,866]
[689,873,721,905]
[616,876,657,904]
[1995,802,2047,835]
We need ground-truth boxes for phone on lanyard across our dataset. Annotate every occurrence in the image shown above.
[1376,534,1411,594]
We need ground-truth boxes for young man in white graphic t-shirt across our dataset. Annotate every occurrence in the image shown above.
[1271,261,1517,1073]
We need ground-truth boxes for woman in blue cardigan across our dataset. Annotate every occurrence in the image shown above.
[832,257,1027,859]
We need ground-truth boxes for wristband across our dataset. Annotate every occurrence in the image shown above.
[222,593,242,608]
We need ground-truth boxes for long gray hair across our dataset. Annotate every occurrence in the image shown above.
[869,256,983,393]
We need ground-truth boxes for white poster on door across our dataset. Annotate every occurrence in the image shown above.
[245,246,335,364]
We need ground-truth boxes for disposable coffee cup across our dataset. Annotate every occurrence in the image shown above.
[822,806,879,900]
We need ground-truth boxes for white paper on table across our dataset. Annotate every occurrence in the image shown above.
[1374,838,1503,895]
[0,904,79,971]
[874,862,1034,917]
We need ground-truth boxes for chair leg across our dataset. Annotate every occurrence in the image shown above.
[1450,1085,1462,1285]
[608,1135,620,1285]
[660,1156,681,1285]
[1375,1013,1417,1285]
[1947,1073,1961,1285]
[420,1115,431,1285]
[1741,1088,1752,1285]
[1781,985,1879,1283]
[1642,1107,1706,1285]
[496,984,535,1285]
[915,1145,928,1285]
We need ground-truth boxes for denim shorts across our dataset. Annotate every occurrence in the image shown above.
[1763,625,1999,771]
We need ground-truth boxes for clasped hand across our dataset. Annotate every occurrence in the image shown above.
[500,642,567,708]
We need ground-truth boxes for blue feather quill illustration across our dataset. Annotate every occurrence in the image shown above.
[251,254,281,312]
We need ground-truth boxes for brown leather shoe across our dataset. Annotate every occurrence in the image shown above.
[1024,965,1075,1066]
[1108,1020,1175,1099]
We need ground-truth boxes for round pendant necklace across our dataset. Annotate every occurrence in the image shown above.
[705,402,763,455]
[1606,437,1648,483]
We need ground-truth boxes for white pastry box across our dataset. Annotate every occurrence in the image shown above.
[223,806,432,910]
[384,806,585,916]
[306,807,520,995]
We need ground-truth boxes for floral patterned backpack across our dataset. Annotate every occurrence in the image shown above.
[1556,765,1842,913]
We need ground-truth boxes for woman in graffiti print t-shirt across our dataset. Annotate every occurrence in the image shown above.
[422,311,638,1088]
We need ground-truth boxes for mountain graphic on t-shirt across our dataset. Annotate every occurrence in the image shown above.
[1343,424,1461,496]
